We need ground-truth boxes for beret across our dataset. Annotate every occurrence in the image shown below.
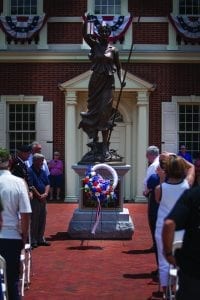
[17,144,32,153]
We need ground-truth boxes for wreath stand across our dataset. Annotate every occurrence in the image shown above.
[68,163,134,239]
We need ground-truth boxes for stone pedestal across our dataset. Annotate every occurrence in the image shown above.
[68,164,134,239]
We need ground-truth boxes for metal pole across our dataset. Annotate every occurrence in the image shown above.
[107,15,141,144]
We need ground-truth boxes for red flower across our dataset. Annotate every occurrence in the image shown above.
[83,177,89,184]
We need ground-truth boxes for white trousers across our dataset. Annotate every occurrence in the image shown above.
[155,226,169,287]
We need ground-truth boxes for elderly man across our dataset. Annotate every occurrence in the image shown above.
[143,145,160,195]
[0,148,31,300]
[27,141,50,176]
[143,145,160,276]
[28,153,50,248]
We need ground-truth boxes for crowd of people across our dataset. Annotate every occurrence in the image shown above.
[1,140,200,299]
[143,144,200,299]
[0,143,64,299]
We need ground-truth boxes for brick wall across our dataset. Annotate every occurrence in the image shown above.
[128,63,200,146]
[47,23,82,44]
[47,22,168,45]
[133,22,168,44]
[43,0,87,17]
[0,62,199,152]
[129,0,172,16]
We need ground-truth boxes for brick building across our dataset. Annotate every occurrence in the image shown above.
[0,0,199,201]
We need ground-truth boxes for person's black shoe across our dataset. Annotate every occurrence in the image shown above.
[31,243,38,249]
[38,241,51,246]
[148,245,156,253]
[151,269,159,282]
[151,269,158,277]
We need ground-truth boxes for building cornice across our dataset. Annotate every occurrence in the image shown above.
[0,50,199,63]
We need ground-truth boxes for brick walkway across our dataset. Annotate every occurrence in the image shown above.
[24,203,162,300]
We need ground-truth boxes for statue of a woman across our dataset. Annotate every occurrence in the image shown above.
[78,16,124,162]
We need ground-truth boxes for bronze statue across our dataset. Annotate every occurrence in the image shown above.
[78,16,124,163]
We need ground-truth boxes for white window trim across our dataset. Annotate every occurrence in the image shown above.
[161,95,200,154]
[84,0,131,50]
[172,95,200,104]
[173,95,200,156]
[88,0,128,15]
[0,95,43,149]
[1,95,43,103]
[0,0,47,50]
[0,95,53,161]
[2,0,43,15]
[172,0,179,15]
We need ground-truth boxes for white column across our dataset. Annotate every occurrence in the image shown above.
[0,30,6,50]
[167,1,178,50]
[167,21,178,50]
[64,91,78,202]
[37,23,48,49]
[0,0,8,50]
[135,91,149,202]
[124,122,132,199]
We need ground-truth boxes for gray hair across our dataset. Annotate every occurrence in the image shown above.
[30,141,39,148]
[32,153,44,161]
[146,145,159,156]
[54,151,60,156]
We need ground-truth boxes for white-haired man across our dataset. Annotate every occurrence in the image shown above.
[143,145,160,277]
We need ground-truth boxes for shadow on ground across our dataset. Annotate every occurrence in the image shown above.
[123,273,152,279]
[67,245,103,250]
[47,231,71,241]
[122,248,155,255]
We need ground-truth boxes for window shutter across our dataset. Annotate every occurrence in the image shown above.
[0,102,6,148]
[37,101,53,161]
[161,102,178,153]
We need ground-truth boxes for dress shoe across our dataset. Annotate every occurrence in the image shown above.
[31,243,38,249]
[38,241,51,246]
[151,269,158,277]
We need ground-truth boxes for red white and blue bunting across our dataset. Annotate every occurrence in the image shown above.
[169,13,200,42]
[0,14,47,43]
[83,14,133,43]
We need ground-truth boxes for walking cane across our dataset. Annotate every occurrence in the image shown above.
[107,15,140,145]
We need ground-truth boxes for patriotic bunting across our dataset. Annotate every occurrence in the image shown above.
[169,13,200,42]
[0,14,47,43]
[83,14,133,43]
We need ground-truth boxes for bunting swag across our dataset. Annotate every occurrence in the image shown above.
[83,14,133,43]
[0,14,47,43]
[169,13,200,42]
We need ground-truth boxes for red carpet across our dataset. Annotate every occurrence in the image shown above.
[24,203,161,300]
